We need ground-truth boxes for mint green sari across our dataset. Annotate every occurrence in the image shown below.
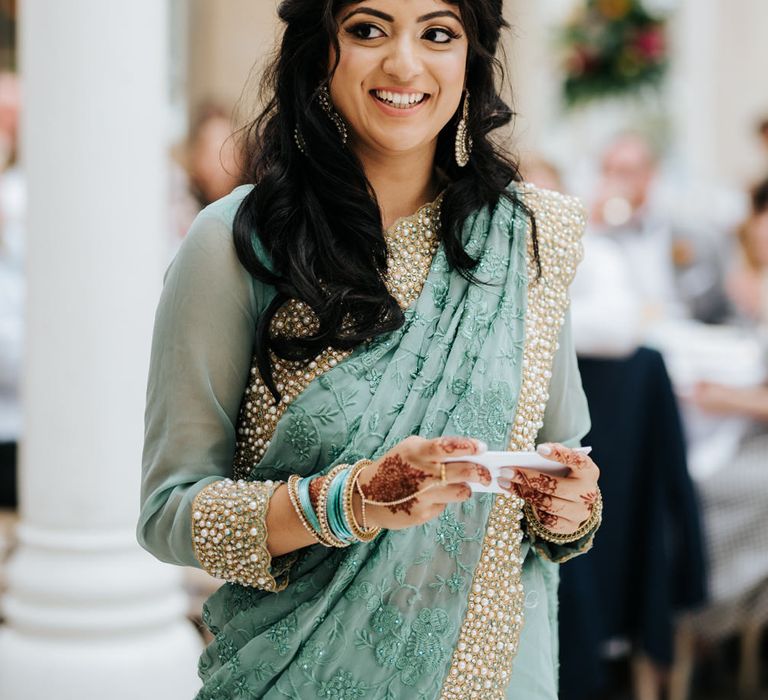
[138,183,595,700]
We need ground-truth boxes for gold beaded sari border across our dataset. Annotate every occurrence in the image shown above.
[439,185,586,699]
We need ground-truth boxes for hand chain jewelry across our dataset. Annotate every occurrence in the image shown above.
[345,460,382,542]
[354,459,441,509]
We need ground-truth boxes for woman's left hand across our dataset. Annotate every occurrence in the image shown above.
[498,443,601,536]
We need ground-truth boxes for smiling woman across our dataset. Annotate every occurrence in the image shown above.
[137,1,602,699]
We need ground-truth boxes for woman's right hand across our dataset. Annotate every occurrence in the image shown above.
[353,435,492,531]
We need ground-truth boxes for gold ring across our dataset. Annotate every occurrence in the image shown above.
[440,463,447,484]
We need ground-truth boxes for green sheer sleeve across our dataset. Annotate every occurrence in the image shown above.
[136,190,292,591]
[529,309,600,563]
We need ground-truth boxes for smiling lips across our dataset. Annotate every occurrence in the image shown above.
[371,89,429,110]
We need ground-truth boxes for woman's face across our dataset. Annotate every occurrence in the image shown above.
[329,0,468,159]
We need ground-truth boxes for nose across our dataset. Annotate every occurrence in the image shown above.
[381,36,423,83]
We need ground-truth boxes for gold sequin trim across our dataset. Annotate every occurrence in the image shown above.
[439,184,586,699]
[191,478,294,591]
[231,194,444,479]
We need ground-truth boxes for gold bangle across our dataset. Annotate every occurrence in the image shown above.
[315,464,351,548]
[523,487,603,545]
[345,459,381,542]
[286,474,335,548]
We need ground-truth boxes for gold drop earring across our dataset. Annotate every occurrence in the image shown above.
[318,85,348,145]
[455,90,472,168]
[293,126,308,156]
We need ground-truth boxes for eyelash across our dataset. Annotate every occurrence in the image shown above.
[345,22,461,44]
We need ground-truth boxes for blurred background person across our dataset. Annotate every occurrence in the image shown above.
[0,69,23,510]
[589,132,730,328]
[168,101,241,252]
[726,177,768,327]
[758,118,768,175]
[524,154,643,358]
[181,101,240,210]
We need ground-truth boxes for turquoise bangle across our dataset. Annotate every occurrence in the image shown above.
[326,468,355,543]
[297,475,324,538]
[336,468,355,542]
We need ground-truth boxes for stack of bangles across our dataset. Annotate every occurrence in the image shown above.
[287,459,382,547]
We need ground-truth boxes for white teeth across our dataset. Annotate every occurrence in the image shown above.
[373,90,426,109]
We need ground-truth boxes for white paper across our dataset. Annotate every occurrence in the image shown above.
[442,447,592,494]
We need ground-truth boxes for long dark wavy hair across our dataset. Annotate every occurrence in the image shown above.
[233,0,537,401]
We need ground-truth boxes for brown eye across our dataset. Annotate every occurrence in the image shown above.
[346,23,386,40]
[423,27,459,44]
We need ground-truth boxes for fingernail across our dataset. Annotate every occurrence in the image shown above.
[537,444,552,456]
[498,478,512,489]
[474,439,488,454]
[499,468,517,479]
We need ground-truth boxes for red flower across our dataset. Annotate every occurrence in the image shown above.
[634,27,666,60]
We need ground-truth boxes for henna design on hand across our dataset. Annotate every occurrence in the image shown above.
[516,471,560,529]
[361,454,430,515]
[549,444,589,470]
[476,465,492,485]
[533,508,560,529]
[515,484,555,514]
[527,473,558,495]
[580,491,599,513]
[434,437,477,455]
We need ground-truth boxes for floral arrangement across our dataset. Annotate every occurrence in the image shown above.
[559,0,668,107]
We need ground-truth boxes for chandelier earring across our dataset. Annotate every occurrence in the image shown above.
[318,85,348,145]
[293,126,308,156]
[455,90,473,168]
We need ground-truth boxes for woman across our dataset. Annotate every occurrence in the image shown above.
[138,2,602,698]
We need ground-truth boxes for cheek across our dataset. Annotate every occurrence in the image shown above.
[437,67,467,122]
[329,46,370,114]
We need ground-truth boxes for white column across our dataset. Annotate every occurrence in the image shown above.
[0,2,203,699]
[668,0,720,185]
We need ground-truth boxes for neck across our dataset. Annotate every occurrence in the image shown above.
[353,140,441,230]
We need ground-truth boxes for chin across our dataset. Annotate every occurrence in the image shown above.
[367,129,433,154]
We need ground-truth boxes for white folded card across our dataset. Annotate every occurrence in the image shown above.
[443,446,592,494]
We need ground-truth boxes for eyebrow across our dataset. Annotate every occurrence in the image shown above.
[341,7,463,25]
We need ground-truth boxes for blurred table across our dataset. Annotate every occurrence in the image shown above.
[558,348,707,700]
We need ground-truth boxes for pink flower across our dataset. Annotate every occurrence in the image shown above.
[634,27,666,60]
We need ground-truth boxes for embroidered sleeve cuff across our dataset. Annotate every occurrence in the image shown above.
[525,511,601,564]
[527,521,600,563]
[191,478,296,591]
